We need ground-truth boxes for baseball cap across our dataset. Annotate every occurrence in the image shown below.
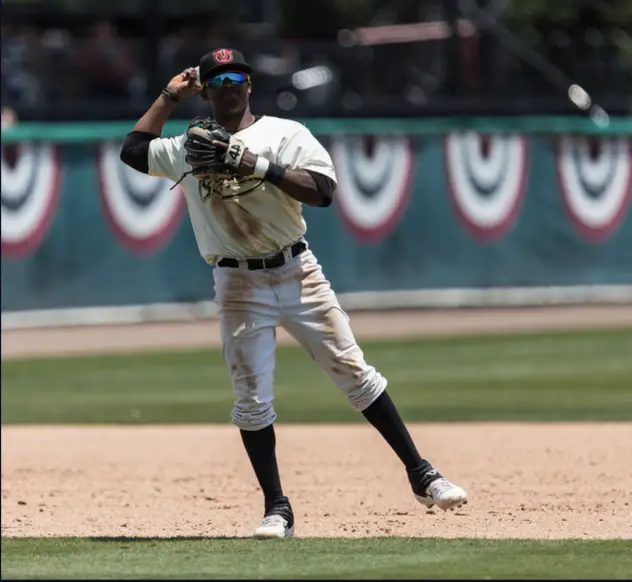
[198,48,252,83]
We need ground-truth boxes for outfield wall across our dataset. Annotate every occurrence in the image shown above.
[2,118,631,326]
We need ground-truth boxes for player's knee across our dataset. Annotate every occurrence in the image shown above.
[232,402,276,431]
[344,370,387,412]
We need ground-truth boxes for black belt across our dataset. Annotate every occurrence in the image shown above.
[217,241,307,270]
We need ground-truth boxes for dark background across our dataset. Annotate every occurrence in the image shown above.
[2,0,631,121]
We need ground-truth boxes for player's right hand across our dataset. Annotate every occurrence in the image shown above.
[166,68,202,99]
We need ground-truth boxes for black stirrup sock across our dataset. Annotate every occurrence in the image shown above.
[362,391,427,471]
[240,425,285,507]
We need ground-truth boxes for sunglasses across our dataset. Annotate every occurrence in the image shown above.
[206,72,249,89]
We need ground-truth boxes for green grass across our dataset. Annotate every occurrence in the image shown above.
[2,537,631,579]
[2,329,632,424]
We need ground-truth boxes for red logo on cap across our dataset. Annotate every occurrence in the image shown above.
[213,49,233,64]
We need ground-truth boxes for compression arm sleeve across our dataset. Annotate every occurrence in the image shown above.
[119,131,159,174]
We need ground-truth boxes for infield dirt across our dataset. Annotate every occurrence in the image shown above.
[2,306,632,540]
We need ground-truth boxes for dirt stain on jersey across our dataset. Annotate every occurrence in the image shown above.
[210,196,278,251]
[210,196,261,244]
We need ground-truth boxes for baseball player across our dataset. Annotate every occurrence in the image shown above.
[120,48,467,539]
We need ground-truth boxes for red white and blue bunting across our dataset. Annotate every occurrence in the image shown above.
[1,143,62,258]
[330,135,414,243]
[557,137,632,241]
[97,141,185,254]
[444,132,529,241]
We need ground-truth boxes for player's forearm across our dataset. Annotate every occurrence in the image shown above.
[131,94,177,136]
[239,153,333,207]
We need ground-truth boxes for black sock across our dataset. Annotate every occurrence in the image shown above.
[362,391,431,472]
[240,425,285,507]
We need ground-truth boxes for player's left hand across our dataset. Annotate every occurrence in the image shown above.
[184,117,250,179]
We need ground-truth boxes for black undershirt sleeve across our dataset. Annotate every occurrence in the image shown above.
[119,131,159,174]
[305,170,336,207]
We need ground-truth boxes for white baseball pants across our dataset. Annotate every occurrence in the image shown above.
[213,245,387,430]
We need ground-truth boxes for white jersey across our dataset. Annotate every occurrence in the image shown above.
[147,115,336,263]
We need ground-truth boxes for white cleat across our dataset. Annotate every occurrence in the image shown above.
[253,514,295,539]
[415,477,469,511]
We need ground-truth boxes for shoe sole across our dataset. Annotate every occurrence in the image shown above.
[415,494,469,511]
[253,524,295,539]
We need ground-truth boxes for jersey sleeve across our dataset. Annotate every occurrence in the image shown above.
[276,125,337,184]
[147,134,186,182]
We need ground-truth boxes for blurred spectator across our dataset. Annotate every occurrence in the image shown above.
[0,1,628,119]
[2,107,18,129]
[71,20,141,100]
[1,22,46,108]
[159,19,233,79]
[159,24,199,75]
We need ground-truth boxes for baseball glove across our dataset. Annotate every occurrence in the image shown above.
[184,117,246,179]
[181,117,262,200]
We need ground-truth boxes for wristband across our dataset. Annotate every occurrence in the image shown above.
[264,162,286,186]
[253,156,271,179]
[161,88,179,103]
